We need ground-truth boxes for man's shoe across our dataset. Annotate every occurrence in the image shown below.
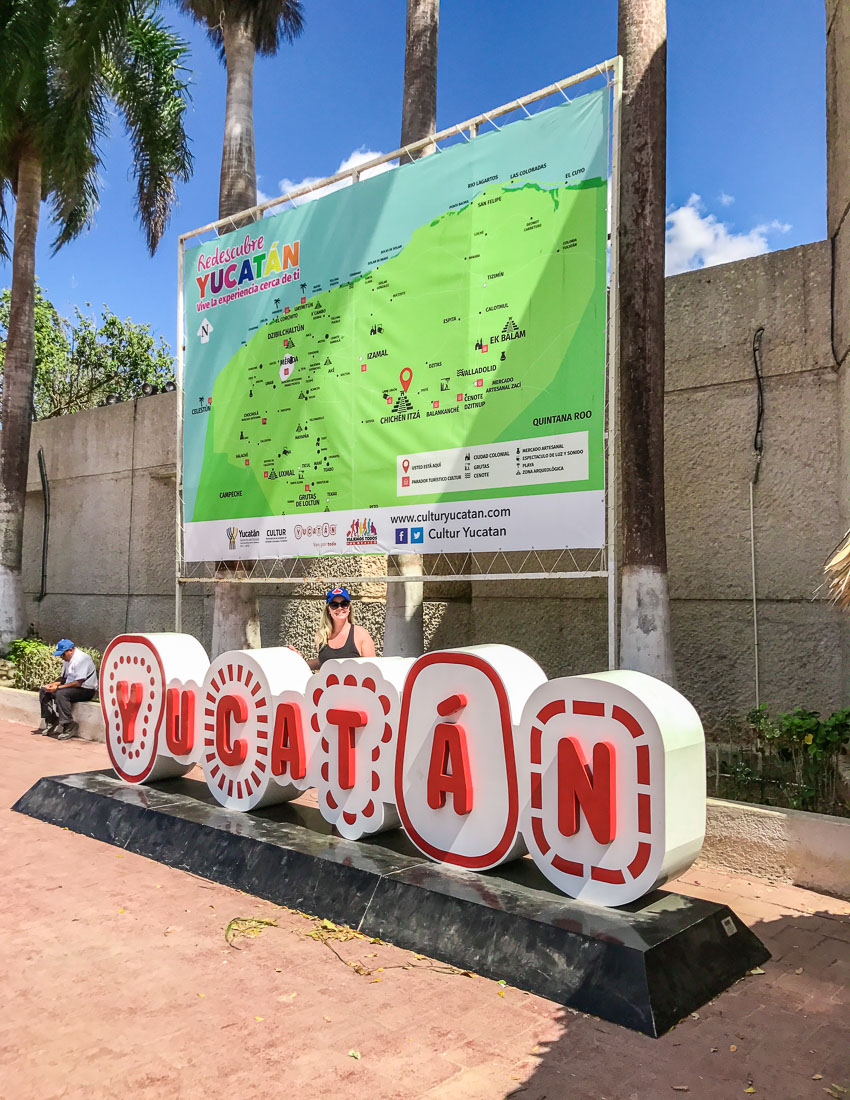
[57,722,79,741]
[45,724,60,737]
[31,723,48,734]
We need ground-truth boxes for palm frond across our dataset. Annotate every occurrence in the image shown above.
[0,176,11,260]
[46,68,108,252]
[0,0,58,102]
[175,0,304,61]
[824,529,850,611]
[0,0,59,178]
[107,10,193,253]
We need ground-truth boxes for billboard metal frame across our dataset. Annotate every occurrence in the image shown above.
[175,57,622,666]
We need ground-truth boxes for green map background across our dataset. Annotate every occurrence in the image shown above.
[184,91,609,524]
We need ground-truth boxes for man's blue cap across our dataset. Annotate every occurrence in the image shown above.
[326,587,351,603]
[53,639,75,656]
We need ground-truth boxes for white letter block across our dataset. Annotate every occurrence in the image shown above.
[307,657,413,839]
[518,670,706,906]
[395,646,546,870]
[100,633,209,784]
[201,647,311,811]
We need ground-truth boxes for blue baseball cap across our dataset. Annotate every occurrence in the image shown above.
[53,639,75,656]
[326,587,351,603]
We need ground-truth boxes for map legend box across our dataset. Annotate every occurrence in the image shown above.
[396,432,589,497]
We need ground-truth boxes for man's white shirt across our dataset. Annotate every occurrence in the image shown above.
[63,649,97,690]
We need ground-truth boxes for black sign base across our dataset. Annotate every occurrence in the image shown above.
[13,770,770,1037]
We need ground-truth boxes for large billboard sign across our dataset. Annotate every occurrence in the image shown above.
[100,634,706,907]
[181,89,609,561]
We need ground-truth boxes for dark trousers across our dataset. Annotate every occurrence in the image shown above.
[39,686,95,725]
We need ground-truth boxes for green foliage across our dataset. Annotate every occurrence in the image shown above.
[0,0,193,257]
[7,637,101,693]
[6,634,50,666]
[0,282,175,418]
[710,703,850,816]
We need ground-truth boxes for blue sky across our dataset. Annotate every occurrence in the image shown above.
[1,0,828,349]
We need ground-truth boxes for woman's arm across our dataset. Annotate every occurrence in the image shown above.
[287,644,320,671]
[356,626,377,659]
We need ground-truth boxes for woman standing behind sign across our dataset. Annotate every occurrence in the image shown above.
[290,587,377,670]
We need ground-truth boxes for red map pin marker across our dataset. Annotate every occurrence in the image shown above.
[400,368,413,394]
[402,459,410,474]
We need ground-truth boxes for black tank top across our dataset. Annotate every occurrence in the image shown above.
[317,623,360,666]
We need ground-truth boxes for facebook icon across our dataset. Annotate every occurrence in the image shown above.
[411,527,424,544]
[395,527,408,545]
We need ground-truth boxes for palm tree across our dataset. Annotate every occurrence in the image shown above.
[0,0,193,648]
[385,0,439,659]
[177,1,304,656]
[616,0,675,683]
[176,0,304,222]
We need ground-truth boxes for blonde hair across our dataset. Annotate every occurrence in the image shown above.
[315,598,355,651]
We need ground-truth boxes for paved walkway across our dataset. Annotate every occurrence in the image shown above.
[1,718,847,1099]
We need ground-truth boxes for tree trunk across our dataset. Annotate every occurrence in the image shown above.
[386,0,439,657]
[219,16,257,223]
[210,15,262,652]
[617,0,675,682]
[400,0,439,154]
[0,150,42,648]
[383,550,424,658]
[211,574,261,656]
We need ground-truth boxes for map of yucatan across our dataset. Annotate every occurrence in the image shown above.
[191,177,606,522]
[182,89,610,558]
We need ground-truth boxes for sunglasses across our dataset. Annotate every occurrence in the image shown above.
[328,600,350,610]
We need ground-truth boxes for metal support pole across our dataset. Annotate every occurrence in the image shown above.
[175,237,185,633]
[606,58,623,670]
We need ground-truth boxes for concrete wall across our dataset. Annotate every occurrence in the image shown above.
[20,240,849,723]
[666,241,847,716]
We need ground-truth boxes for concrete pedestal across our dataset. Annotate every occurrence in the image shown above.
[13,769,770,1037]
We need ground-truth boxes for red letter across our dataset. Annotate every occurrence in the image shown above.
[215,694,248,767]
[116,681,143,744]
[557,738,616,844]
[326,708,368,790]
[165,687,195,756]
[196,272,210,299]
[427,722,474,814]
[426,693,473,815]
[272,701,306,780]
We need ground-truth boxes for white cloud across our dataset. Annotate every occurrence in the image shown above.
[665,194,791,276]
[719,191,735,206]
[274,147,395,208]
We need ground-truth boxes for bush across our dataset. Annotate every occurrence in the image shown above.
[7,638,101,694]
[707,703,850,816]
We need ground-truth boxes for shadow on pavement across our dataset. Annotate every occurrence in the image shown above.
[506,908,849,1100]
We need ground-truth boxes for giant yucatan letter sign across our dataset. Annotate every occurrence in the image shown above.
[100,635,706,906]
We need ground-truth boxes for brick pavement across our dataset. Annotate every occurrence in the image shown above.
[1,718,847,1099]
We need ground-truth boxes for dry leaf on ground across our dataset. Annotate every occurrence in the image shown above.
[225,916,278,948]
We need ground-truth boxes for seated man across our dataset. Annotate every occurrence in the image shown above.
[33,639,98,741]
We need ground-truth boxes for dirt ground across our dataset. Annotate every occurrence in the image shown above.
[1,719,848,1100]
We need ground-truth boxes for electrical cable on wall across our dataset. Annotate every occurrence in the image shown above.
[749,327,765,708]
[35,447,50,603]
[751,327,765,483]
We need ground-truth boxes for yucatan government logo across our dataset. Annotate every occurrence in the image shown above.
[346,517,378,547]
[226,526,238,550]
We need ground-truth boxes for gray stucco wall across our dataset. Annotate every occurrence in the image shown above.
[20,240,849,723]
